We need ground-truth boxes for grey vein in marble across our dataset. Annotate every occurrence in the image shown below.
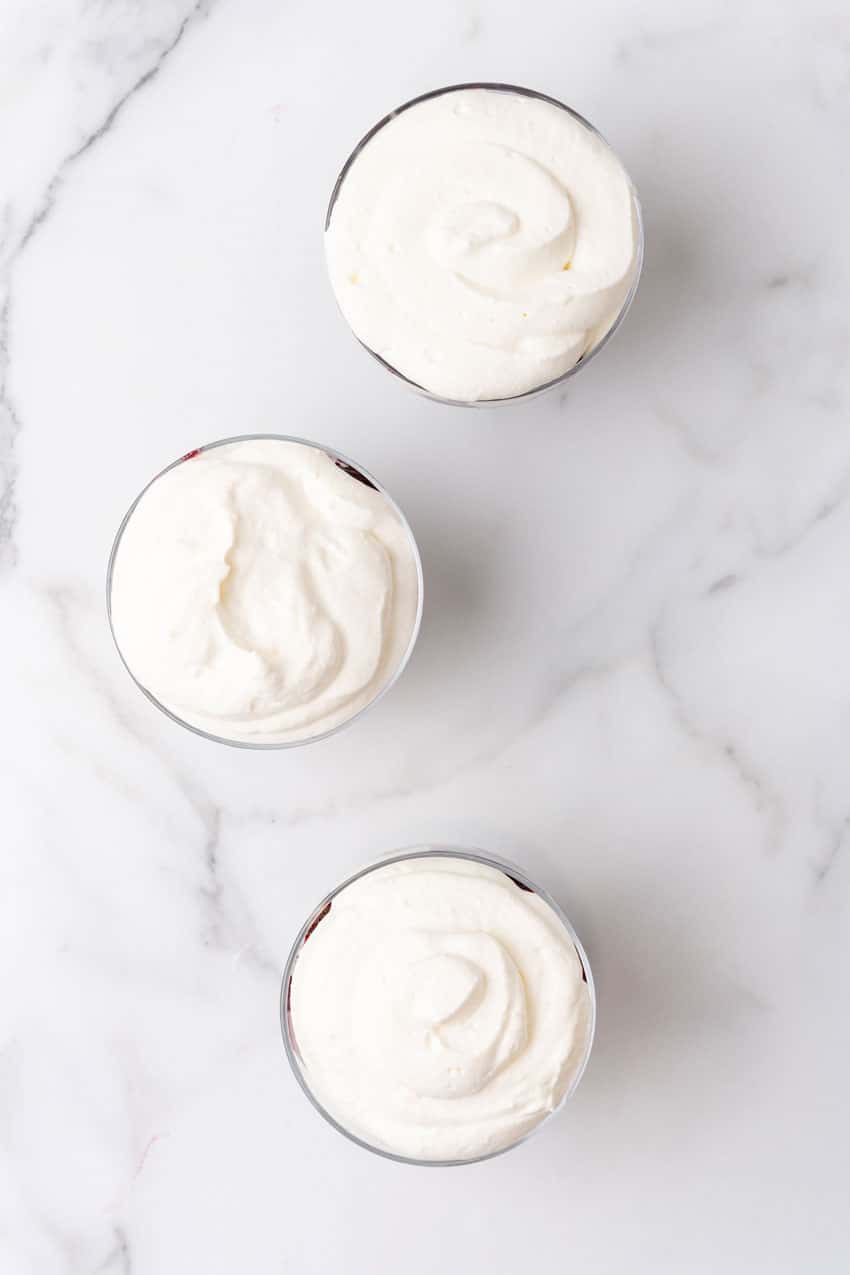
[649,618,785,851]
[0,0,212,571]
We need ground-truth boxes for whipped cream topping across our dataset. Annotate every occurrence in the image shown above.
[288,855,592,1161]
[109,439,420,744]
[326,86,640,402]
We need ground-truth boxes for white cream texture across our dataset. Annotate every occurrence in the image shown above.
[289,856,592,1161]
[110,440,419,743]
[326,88,639,401]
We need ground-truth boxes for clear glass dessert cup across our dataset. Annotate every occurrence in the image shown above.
[325,81,645,408]
[105,434,424,750]
[280,845,596,1166]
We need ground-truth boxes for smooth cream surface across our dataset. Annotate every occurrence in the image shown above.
[110,440,419,743]
[326,87,639,401]
[289,856,592,1160]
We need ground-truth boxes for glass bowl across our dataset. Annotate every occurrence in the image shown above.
[106,434,423,749]
[325,82,644,408]
[280,845,596,1165]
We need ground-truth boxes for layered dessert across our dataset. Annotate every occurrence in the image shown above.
[108,438,421,745]
[326,85,641,402]
[286,853,593,1161]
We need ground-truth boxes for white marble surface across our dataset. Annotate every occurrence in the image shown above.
[2,0,849,1269]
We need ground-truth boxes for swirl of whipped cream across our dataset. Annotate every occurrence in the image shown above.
[326,87,640,401]
[353,929,529,1100]
[288,855,592,1161]
[109,439,420,744]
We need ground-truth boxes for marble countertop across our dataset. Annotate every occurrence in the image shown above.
[2,0,849,1270]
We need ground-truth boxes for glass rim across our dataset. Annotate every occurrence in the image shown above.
[105,433,424,750]
[325,80,645,409]
[279,845,597,1167]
